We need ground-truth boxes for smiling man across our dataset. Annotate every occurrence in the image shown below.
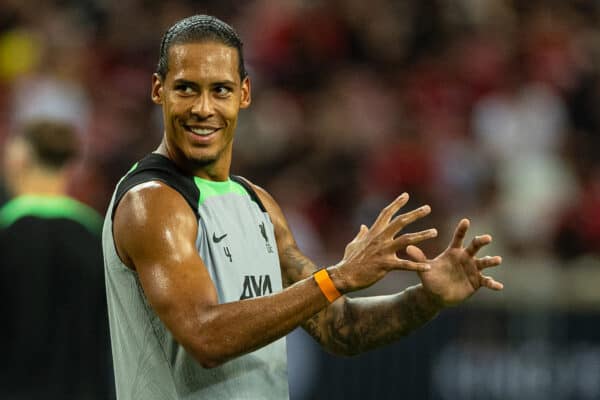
[102,15,503,399]
[152,38,249,175]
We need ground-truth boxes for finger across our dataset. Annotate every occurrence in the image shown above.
[480,274,503,290]
[450,218,470,249]
[385,204,432,237]
[390,228,437,250]
[350,224,369,243]
[466,234,492,256]
[391,259,431,272]
[406,245,427,262]
[358,224,369,239]
[371,193,409,232]
[475,256,502,270]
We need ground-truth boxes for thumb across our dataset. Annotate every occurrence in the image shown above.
[351,224,369,242]
[358,224,369,238]
[406,245,427,262]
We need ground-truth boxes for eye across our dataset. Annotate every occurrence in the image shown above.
[174,84,195,96]
[214,86,232,98]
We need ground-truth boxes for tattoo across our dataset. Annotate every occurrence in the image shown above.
[281,246,316,286]
[318,286,441,356]
[394,287,440,336]
[302,312,323,344]
[282,247,439,356]
[327,301,356,352]
[280,245,331,345]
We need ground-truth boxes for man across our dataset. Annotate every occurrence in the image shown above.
[0,119,113,399]
[103,15,503,399]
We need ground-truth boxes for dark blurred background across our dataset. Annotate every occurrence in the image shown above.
[1,0,599,399]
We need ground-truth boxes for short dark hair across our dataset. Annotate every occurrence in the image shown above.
[22,119,79,169]
[156,15,247,81]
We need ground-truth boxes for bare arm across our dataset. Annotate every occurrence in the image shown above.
[284,245,442,356]
[113,182,333,368]
[254,186,503,356]
[253,186,443,355]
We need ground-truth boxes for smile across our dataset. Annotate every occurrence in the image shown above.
[186,126,220,136]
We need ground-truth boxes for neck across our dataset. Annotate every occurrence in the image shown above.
[156,140,232,181]
[13,169,67,197]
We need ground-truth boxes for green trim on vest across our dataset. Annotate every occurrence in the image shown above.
[0,195,102,234]
[117,161,139,185]
[127,161,139,175]
[193,177,247,207]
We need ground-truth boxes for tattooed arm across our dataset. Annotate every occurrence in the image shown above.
[284,245,441,355]
[252,183,503,356]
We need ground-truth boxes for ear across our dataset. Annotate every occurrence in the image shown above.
[239,76,251,109]
[151,73,163,104]
[3,137,31,192]
[4,138,29,169]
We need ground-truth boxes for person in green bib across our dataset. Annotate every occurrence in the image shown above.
[103,15,504,400]
[0,119,113,399]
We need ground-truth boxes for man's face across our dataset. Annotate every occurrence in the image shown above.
[152,41,250,171]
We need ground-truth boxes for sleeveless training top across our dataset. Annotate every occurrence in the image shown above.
[102,153,289,399]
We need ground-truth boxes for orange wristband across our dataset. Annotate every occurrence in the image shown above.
[313,269,342,303]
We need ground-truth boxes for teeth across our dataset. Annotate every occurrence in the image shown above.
[189,127,217,136]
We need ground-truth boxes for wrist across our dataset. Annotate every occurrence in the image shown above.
[415,284,445,311]
[325,265,348,294]
[313,268,342,302]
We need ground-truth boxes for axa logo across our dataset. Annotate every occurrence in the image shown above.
[239,274,273,300]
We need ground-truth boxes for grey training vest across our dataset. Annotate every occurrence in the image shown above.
[102,153,289,399]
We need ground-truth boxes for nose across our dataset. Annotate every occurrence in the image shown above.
[191,92,214,118]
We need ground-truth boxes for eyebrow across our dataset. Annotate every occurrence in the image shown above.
[212,80,237,86]
[172,79,237,87]
[173,79,198,86]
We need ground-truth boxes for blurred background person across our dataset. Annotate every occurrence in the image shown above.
[0,119,113,399]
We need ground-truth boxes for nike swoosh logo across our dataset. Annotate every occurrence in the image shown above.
[212,233,228,243]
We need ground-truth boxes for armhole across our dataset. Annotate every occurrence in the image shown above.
[230,175,267,213]
[112,155,201,220]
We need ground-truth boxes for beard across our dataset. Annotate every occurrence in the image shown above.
[162,126,234,175]
[185,140,232,173]
[188,153,217,168]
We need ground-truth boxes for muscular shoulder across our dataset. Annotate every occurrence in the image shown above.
[113,181,198,269]
[240,180,290,242]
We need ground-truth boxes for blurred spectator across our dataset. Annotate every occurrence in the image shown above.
[553,165,600,259]
[0,119,113,399]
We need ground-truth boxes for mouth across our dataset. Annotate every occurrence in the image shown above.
[185,125,220,137]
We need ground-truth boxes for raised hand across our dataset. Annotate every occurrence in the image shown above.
[406,218,503,307]
[332,193,438,293]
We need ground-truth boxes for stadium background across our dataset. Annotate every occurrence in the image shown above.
[1,1,599,399]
